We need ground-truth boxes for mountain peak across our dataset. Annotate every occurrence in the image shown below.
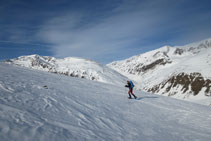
[5,55,127,86]
[108,38,211,105]
[174,38,211,53]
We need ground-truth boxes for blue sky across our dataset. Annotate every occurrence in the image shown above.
[1,0,211,63]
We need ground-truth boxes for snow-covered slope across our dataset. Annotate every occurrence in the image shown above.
[108,38,211,105]
[5,55,127,86]
[1,63,211,141]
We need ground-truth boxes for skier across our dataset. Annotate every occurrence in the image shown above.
[125,80,137,99]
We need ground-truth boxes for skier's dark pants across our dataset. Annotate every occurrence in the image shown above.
[128,88,136,98]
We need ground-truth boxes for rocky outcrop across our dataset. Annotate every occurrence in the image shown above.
[133,58,172,74]
[147,73,211,96]
[174,48,184,55]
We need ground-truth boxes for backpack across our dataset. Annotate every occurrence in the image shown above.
[129,81,134,88]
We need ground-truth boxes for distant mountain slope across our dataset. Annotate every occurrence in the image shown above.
[5,55,127,86]
[1,63,211,141]
[107,38,211,105]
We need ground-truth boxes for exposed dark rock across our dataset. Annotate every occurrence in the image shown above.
[191,75,204,95]
[131,58,172,74]
[163,52,169,58]
[4,59,12,63]
[174,48,184,55]
[153,51,161,58]
[43,85,48,89]
[141,59,171,72]
[148,72,211,97]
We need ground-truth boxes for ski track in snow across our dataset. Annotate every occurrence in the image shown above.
[0,63,211,141]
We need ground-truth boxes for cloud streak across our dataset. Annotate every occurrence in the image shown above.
[37,1,166,62]
[1,0,211,63]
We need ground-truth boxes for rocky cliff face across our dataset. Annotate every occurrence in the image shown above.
[147,72,211,97]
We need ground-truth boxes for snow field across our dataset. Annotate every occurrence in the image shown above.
[0,63,211,141]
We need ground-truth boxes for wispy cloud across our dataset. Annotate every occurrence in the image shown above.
[37,1,164,62]
[1,0,211,63]
[36,0,211,63]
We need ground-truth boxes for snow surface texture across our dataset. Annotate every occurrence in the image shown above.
[108,38,211,105]
[5,55,128,86]
[1,63,211,141]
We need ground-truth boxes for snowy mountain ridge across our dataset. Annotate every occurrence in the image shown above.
[108,38,211,75]
[5,55,127,86]
[107,38,211,105]
[3,38,211,105]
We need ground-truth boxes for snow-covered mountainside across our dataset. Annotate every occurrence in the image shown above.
[5,55,127,86]
[1,63,211,141]
[108,38,211,105]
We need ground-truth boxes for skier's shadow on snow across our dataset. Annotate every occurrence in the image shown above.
[136,96,158,100]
